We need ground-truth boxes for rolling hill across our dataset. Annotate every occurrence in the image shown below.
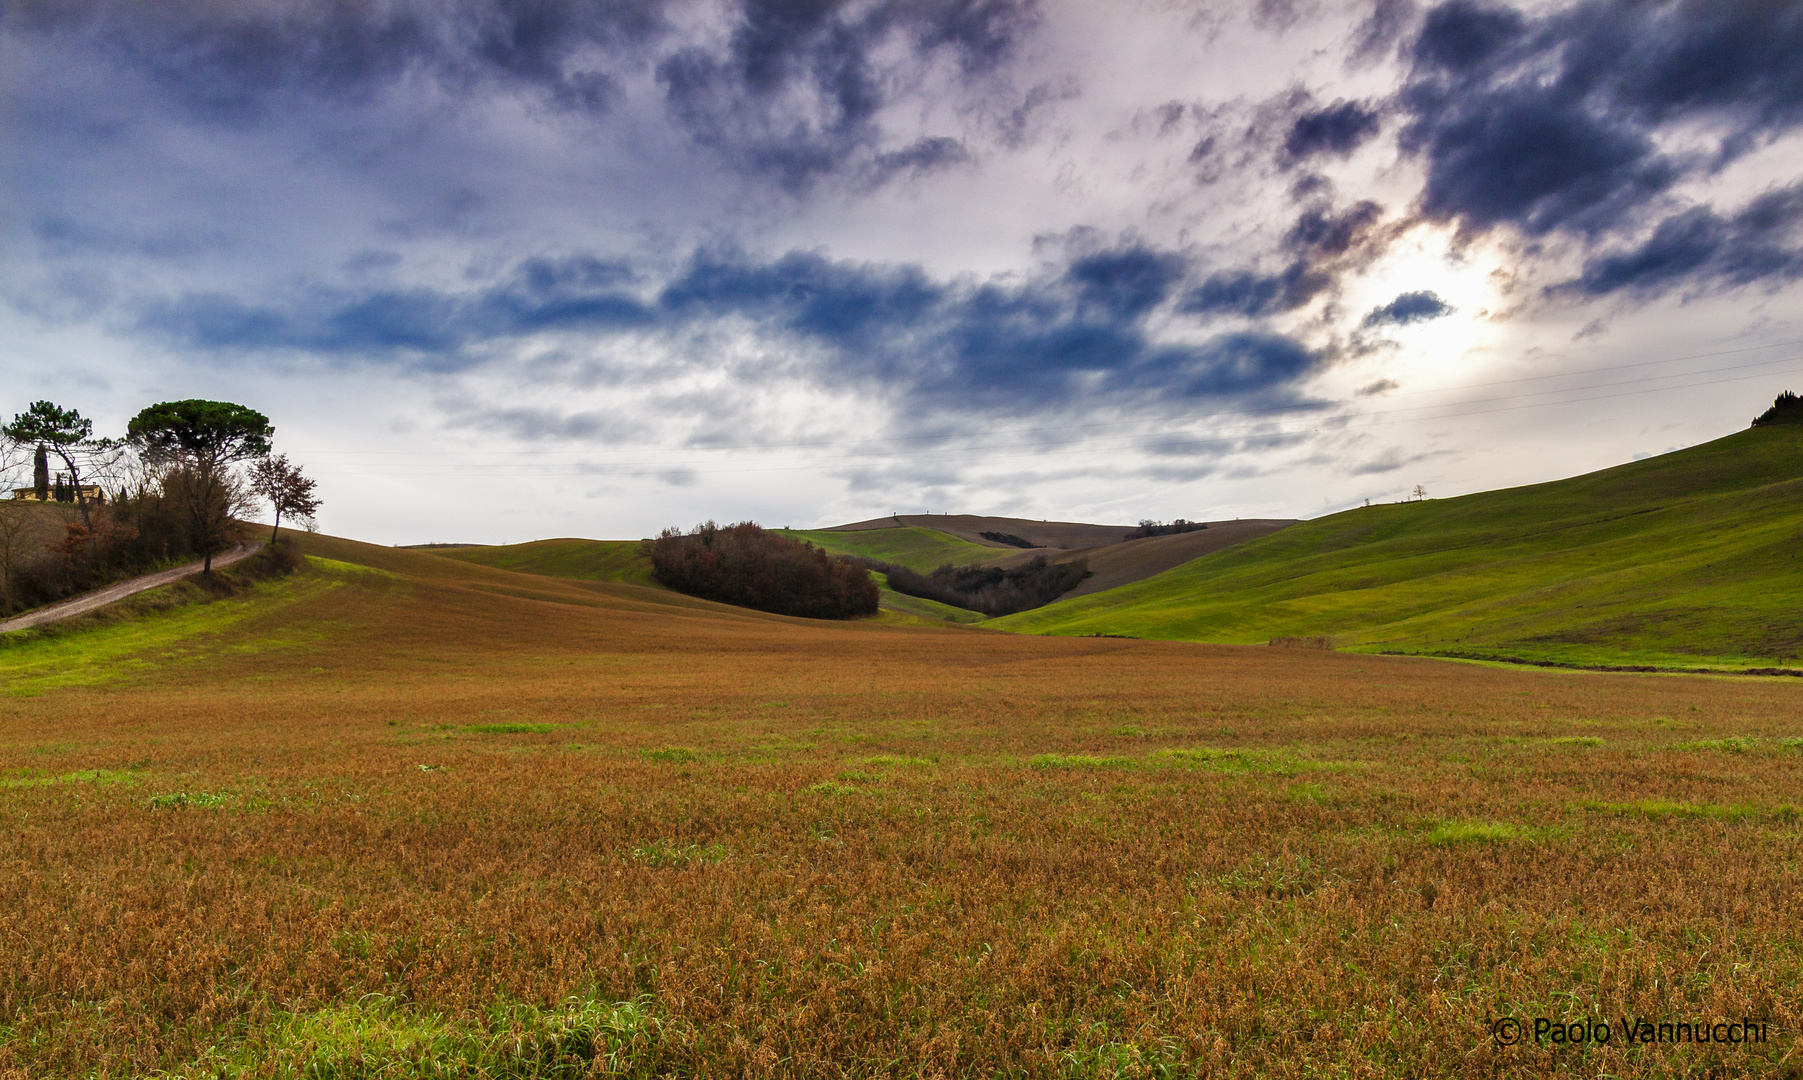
[992,425,1803,668]
[433,538,656,586]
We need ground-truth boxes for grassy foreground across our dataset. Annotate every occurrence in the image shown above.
[996,426,1803,668]
[2,537,1802,1077]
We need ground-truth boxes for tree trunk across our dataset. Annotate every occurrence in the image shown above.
[269,508,282,545]
[52,449,92,528]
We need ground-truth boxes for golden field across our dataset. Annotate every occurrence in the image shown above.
[1,535,1800,1078]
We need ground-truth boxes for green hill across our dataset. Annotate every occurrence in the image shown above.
[433,538,656,586]
[774,526,999,572]
[991,426,1803,669]
[430,533,989,624]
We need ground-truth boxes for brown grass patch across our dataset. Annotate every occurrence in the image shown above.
[1,533,1800,1077]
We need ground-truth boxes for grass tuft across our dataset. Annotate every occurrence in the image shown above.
[465,723,555,735]
[864,755,932,768]
[639,747,697,763]
[1673,736,1754,753]
[628,841,726,868]
[149,791,235,810]
[1029,753,1136,770]
[1426,820,1544,845]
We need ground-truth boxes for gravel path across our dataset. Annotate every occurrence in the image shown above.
[0,542,261,634]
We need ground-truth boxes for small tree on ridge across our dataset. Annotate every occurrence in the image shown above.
[248,454,321,544]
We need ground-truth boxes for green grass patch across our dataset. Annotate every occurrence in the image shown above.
[639,747,697,764]
[864,755,932,768]
[465,723,556,735]
[809,781,859,796]
[1151,746,1321,774]
[1029,753,1137,770]
[1578,800,1769,821]
[990,426,1803,668]
[1673,736,1755,753]
[776,526,998,573]
[1426,820,1549,845]
[1548,736,1605,747]
[177,993,672,1079]
[0,767,140,789]
[0,558,351,695]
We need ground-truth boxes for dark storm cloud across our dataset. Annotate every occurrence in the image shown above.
[1395,0,1803,244]
[137,255,653,364]
[655,0,1038,191]
[1178,199,1386,320]
[7,0,669,120]
[1565,182,1803,299]
[139,242,1321,416]
[8,0,1036,191]
[1281,100,1381,164]
[1361,290,1453,328]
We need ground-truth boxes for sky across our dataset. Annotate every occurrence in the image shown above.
[2,0,1800,544]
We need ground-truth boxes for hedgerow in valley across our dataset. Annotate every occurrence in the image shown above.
[648,520,878,618]
[3,532,1800,1078]
[883,554,1090,615]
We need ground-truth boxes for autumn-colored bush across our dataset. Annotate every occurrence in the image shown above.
[649,521,878,618]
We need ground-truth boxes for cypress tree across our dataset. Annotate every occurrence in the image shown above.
[33,444,48,499]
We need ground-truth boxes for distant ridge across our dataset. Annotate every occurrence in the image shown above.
[825,514,1138,549]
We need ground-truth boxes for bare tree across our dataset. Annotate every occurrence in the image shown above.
[247,454,321,543]
[1412,484,1428,501]
[0,434,29,608]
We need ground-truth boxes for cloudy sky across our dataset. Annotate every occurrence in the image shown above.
[3,0,1800,543]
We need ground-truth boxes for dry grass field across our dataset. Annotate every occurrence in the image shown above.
[2,535,1801,1077]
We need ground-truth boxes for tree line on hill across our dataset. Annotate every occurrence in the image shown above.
[1752,391,1802,426]
[862,555,1091,617]
[0,398,320,617]
[648,522,878,619]
[1123,518,1208,540]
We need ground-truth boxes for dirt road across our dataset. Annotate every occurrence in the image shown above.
[0,542,261,634]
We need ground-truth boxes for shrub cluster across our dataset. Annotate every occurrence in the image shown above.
[648,521,878,619]
[1751,391,1802,426]
[978,531,1040,548]
[0,471,259,616]
[1124,518,1208,540]
[883,555,1090,617]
